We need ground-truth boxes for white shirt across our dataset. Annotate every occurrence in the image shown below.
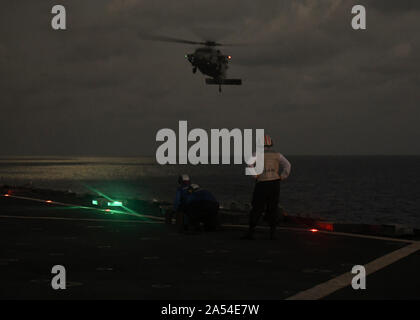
[255,149,291,182]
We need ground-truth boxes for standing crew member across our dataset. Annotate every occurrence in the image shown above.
[242,134,291,240]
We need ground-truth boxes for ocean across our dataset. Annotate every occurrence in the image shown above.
[0,156,419,228]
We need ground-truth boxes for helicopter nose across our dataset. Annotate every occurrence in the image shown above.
[185,54,194,63]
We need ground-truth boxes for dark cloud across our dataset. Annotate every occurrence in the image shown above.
[369,0,420,13]
[0,0,419,156]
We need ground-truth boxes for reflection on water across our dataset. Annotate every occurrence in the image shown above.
[0,156,419,228]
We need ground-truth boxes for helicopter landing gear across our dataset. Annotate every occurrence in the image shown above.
[192,67,197,74]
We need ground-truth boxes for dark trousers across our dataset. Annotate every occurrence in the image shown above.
[249,179,280,230]
[186,200,219,231]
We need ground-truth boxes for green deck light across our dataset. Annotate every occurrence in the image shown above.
[92,200,98,205]
[107,201,123,207]
[84,185,143,218]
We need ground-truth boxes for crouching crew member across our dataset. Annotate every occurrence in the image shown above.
[170,174,191,229]
[185,184,219,232]
[242,134,291,240]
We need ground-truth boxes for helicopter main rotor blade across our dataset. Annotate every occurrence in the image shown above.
[138,33,233,46]
[139,34,206,45]
[218,42,249,47]
[138,33,248,47]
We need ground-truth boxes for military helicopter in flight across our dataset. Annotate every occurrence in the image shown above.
[141,35,242,93]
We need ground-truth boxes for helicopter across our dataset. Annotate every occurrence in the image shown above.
[141,35,242,93]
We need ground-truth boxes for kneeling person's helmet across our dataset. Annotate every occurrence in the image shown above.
[178,174,191,186]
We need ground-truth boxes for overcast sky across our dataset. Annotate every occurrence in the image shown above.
[1,0,419,156]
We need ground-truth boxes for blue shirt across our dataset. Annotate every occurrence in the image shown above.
[174,186,190,211]
[186,189,217,205]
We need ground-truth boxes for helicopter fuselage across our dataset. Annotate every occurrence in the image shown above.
[186,47,230,80]
[141,34,241,92]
